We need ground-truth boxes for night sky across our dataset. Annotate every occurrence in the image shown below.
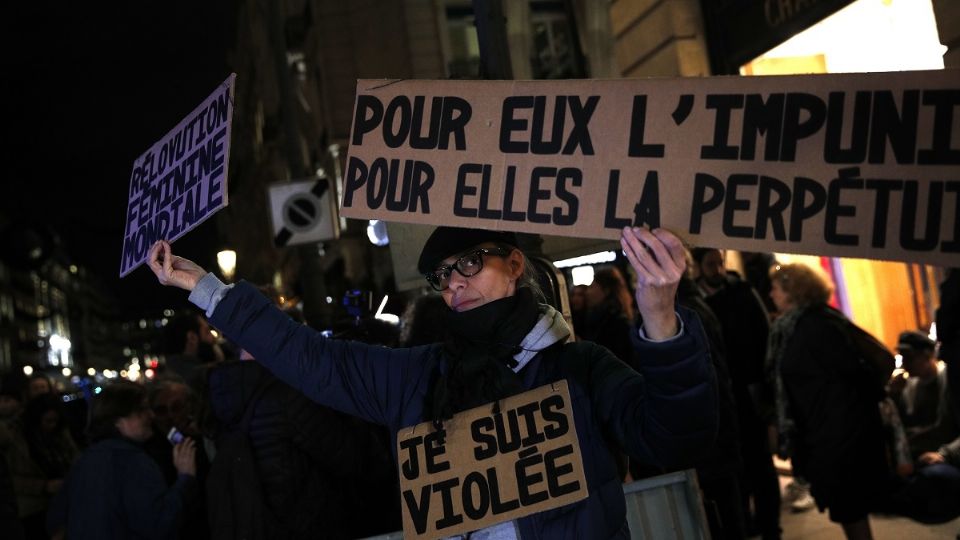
[2,2,234,314]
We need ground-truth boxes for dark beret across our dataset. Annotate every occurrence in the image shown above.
[417,226,519,274]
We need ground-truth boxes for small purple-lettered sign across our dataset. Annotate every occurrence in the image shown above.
[119,73,236,277]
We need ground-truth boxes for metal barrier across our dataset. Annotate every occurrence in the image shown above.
[623,470,711,539]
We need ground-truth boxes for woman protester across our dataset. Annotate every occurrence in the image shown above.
[147,225,717,538]
[767,264,889,540]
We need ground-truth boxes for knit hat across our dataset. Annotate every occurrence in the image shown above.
[417,227,519,274]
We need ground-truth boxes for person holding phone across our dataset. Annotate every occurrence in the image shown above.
[47,381,197,540]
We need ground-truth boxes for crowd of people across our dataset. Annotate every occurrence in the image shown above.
[567,249,959,540]
[0,307,404,540]
[0,226,956,540]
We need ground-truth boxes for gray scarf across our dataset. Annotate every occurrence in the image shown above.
[511,305,571,373]
[766,305,807,458]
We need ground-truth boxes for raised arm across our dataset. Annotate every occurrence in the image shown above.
[146,241,430,428]
[608,228,719,465]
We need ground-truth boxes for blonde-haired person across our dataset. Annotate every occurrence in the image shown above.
[767,264,888,540]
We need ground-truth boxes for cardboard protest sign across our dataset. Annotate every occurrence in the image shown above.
[120,74,236,277]
[396,380,587,539]
[342,71,960,267]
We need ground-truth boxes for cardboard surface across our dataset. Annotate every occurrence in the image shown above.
[396,380,587,539]
[342,72,960,267]
[120,73,236,277]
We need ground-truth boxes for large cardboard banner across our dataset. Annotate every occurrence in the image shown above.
[397,381,587,539]
[342,71,960,267]
[119,74,236,277]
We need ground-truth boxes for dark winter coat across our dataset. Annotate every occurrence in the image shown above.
[47,437,197,540]
[675,278,742,480]
[703,275,770,415]
[210,281,717,539]
[206,360,399,539]
[779,305,888,508]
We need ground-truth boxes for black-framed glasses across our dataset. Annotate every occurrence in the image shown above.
[424,247,511,291]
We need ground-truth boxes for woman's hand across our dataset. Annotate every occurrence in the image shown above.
[620,227,686,340]
[147,240,207,292]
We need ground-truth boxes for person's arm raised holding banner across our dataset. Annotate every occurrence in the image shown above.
[147,225,717,539]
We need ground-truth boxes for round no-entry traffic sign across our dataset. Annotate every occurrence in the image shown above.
[268,178,339,246]
[282,192,323,233]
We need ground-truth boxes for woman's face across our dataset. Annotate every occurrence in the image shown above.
[770,280,793,312]
[440,244,524,312]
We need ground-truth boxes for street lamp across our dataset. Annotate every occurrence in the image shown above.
[367,220,389,246]
[217,250,237,281]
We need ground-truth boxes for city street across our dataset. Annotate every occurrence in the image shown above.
[2,1,956,538]
[777,474,960,540]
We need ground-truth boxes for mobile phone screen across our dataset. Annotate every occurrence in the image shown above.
[167,427,185,445]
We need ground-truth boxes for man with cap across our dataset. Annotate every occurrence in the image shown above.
[888,330,960,522]
[890,330,957,461]
[146,225,717,538]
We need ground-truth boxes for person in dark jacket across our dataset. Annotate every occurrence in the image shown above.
[674,271,746,540]
[631,267,746,539]
[47,381,198,540]
[886,330,960,523]
[147,225,717,538]
[692,247,781,538]
[768,264,889,540]
[142,380,210,540]
[206,359,400,539]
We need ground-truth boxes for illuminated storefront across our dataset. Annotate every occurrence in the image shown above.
[707,0,948,347]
